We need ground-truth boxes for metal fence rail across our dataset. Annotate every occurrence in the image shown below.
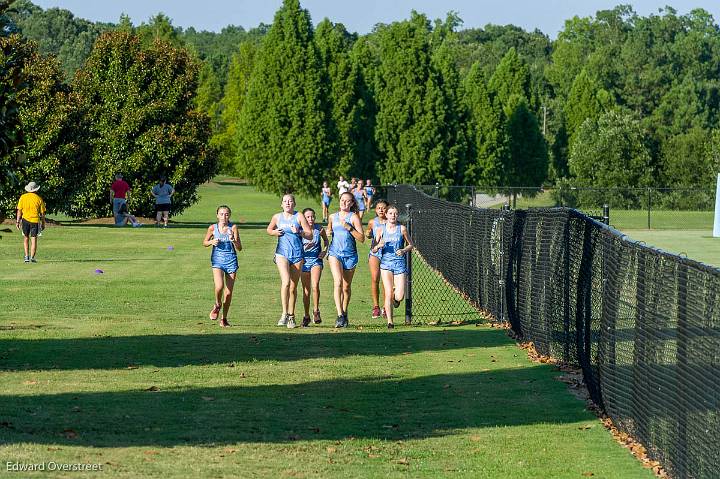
[409,185,716,230]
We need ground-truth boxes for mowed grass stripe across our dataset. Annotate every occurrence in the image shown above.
[0,180,654,478]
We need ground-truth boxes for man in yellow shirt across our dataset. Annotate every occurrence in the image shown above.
[16,181,46,263]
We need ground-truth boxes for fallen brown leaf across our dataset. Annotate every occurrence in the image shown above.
[396,458,410,466]
[326,447,336,454]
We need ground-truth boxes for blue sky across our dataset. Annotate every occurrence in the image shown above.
[32,0,720,37]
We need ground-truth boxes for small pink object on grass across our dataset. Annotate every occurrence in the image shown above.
[167,246,174,251]
[94,269,104,274]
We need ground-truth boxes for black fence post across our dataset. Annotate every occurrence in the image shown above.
[471,186,476,208]
[647,187,651,229]
[405,203,413,325]
[603,204,610,225]
[499,203,511,323]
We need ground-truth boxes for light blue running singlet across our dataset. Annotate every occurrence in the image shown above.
[275,211,303,264]
[379,223,406,274]
[302,224,323,272]
[353,189,366,211]
[329,212,357,257]
[211,222,238,274]
[369,218,385,259]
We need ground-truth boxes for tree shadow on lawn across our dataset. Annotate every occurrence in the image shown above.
[0,329,512,372]
[0,368,577,447]
[59,221,270,230]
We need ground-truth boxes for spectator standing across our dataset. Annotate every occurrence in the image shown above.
[337,176,350,196]
[16,181,46,263]
[110,174,130,223]
[151,176,175,228]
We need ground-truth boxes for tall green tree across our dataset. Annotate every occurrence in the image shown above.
[0,1,38,218]
[195,61,222,123]
[504,95,547,186]
[462,62,505,186]
[349,35,381,181]
[488,47,531,109]
[490,48,547,186]
[568,110,653,188]
[315,18,373,179]
[565,68,611,141]
[5,45,88,215]
[237,0,331,196]
[70,31,217,217]
[374,12,467,185]
[0,28,28,216]
[661,127,716,187]
[214,41,257,175]
[8,0,110,80]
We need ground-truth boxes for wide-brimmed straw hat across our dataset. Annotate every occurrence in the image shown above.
[24,181,40,193]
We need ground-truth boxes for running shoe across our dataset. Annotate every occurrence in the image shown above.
[387,322,395,329]
[405,317,412,325]
[313,310,322,324]
[302,315,311,327]
[23,256,30,263]
[334,315,344,328]
[30,257,37,263]
[393,298,401,308]
[209,304,221,321]
[219,317,230,328]
[277,313,288,326]
[341,313,349,328]
[286,315,296,329]
[371,306,381,319]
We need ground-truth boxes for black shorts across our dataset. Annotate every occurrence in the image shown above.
[21,219,40,237]
[155,204,171,213]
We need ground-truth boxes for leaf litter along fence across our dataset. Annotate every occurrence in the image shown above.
[386,184,720,479]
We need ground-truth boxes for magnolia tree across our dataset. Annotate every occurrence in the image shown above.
[68,31,218,217]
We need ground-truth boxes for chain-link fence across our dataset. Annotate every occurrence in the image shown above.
[387,184,720,479]
[408,185,716,230]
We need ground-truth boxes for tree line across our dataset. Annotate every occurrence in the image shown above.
[3,0,720,212]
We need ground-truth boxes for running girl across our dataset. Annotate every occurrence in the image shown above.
[203,205,243,328]
[321,181,332,223]
[300,208,329,327]
[353,179,368,220]
[371,204,414,328]
[364,179,375,211]
[327,192,365,328]
[267,194,313,329]
[365,199,388,319]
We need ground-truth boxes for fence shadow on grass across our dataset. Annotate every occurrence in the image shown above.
[0,368,579,447]
[0,329,511,372]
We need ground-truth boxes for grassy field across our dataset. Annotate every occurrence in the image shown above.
[620,229,720,268]
[0,180,654,478]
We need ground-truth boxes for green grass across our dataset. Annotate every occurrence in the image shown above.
[621,229,720,268]
[0,179,654,478]
[488,190,714,230]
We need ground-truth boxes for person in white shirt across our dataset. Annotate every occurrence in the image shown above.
[337,176,350,196]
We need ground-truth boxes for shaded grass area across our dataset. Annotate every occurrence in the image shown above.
[0,181,653,478]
